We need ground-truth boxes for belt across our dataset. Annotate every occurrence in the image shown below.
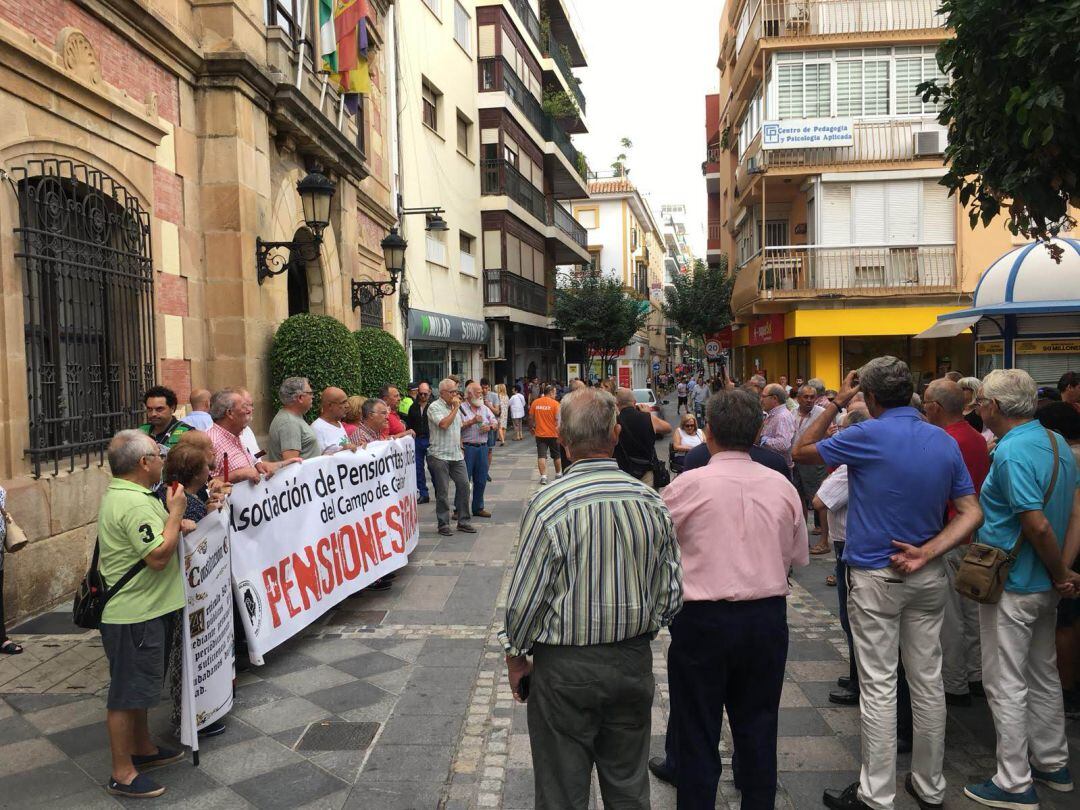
[464,442,486,446]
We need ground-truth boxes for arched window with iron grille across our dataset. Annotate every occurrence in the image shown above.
[12,159,155,477]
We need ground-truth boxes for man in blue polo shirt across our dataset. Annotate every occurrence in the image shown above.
[794,356,982,810]
[962,369,1079,809]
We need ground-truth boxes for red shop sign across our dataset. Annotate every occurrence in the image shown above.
[749,314,785,346]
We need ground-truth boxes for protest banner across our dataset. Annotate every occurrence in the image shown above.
[179,509,234,756]
[230,437,418,663]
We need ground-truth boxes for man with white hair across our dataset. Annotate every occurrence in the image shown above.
[427,378,475,536]
[794,356,983,810]
[759,383,796,469]
[267,377,321,462]
[207,389,294,482]
[963,369,1080,808]
[500,388,682,809]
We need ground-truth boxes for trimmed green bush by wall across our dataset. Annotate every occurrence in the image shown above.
[353,328,409,398]
[270,313,362,420]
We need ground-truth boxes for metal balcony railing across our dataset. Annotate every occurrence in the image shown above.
[507,0,542,51]
[542,32,586,113]
[479,56,582,175]
[764,120,946,169]
[485,269,549,316]
[708,221,724,242]
[758,244,957,296]
[760,0,946,39]
[705,147,722,165]
[481,159,547,223]
[551,199,588,247]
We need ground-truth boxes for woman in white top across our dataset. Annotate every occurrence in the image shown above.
[672,414,705,461]
[496,383,510,445]
[508,386,527,440]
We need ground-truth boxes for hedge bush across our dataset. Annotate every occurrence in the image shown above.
[270,313,362,420]
[353,328,409,398]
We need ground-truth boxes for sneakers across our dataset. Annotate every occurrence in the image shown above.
[1031,766,1073,792]
[555,472,563,479]
[964,779,1040,808]
[107,774,166,798]
[539,475,548,485]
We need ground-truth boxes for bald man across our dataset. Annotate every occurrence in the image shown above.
[181,388,213,431]
[311,387,358,454]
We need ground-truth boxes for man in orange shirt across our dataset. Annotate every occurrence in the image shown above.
[530,384,562,485]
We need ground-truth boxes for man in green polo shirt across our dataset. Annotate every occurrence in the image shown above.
[137,385,191,454]
[98,429,187,799]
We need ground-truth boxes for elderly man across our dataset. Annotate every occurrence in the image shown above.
[207,389,293,483]
[353,398,389,445]
[427,378,475,536]
[692,374,709,422]
[794,357,983,810]
[614,387,670,487]
[138,386,191,453]
[380,384,415,440]
[759,383,796,469]
[268,377,320,461]
[461,381,499,518]
[963,369,1080,808]
[311,387,358,454]
[792,383,830,553]
[406,382,433,503]
[500,388,683,810]
[180,388,213,431]
[655,388,807,809]
[923,379,991,707]
[98,430,188,798]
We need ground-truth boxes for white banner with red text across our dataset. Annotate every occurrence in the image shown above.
[229,438,418,663]
[179,509,234,752]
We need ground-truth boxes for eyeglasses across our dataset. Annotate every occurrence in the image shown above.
[974,397,992,407]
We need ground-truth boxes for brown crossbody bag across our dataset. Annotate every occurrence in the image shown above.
[954,428,1060,605]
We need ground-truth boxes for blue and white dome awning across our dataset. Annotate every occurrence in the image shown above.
[916,237,1080,339]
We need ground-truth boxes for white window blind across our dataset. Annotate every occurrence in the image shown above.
[821,184,852,245]
[894,57,923,115]
[836,61,861,116]
[477,24,496,58]
[853,183,886,243]
[483,231,502,269]
[864,60,889,115]
[778,64,803,118]
[805,63,830,117]
[423,0,441,17]
[454,2,471,52]
[507,234,521,274]
[426,233,448,266]
[921,180,955,242]
[886,181,920,244]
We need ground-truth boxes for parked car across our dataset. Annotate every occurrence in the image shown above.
[633,388,666,415]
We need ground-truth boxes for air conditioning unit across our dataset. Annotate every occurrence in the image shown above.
[913,130,944,157]
[486,322,506,361]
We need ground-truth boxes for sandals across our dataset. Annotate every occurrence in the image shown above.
[825,575,837,587]
[0,640,23,655]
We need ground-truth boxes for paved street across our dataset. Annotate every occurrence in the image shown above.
[1,423,1078,809]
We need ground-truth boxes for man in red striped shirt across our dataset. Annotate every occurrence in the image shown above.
[924,378,991,706]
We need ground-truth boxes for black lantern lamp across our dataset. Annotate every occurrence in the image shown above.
[351,207,446,310]
[256,171,337,284]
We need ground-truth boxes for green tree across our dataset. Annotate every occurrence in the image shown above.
[270,313,362,420]
[353,328,409,398]
[553,271,648,376]
[663,257,734,339]
[610,136,634,177]
[920,0,1079,253]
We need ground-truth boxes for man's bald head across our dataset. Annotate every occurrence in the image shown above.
[320,387,349,420]
[190,388,211,412]
[615,388,637,409]
[925,379,965,418]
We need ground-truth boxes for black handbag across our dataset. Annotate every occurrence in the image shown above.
[72,540,147,630]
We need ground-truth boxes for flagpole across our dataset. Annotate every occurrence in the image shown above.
[337,93,345,130]
[295,0,310,90]
[319,73,329,112]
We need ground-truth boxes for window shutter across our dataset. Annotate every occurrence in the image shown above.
[821,184,852,245]
[886,181,919,244]
[778,64,803,118]
[805,63,830,117]
[506,234,521,274]
[921,180,955,243]
[894,57,921,115]
[924,55,943,112]
[864,61,889,115]
[478,25,496,58]
[836,61,861,116]
[852,183,886,244]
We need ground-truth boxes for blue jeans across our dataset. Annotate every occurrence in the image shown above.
[463,443,489,513]
[415,437,430,498]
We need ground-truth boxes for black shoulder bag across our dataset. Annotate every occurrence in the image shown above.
[72,540,147,629]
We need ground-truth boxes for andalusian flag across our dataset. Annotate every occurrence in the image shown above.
[318,0,337,74]
[334,0,371,110]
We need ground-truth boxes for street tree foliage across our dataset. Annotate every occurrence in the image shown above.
[353,328,409,398]
[663,257,734,339]
[553,271,648,372]
[920,0,1079,255]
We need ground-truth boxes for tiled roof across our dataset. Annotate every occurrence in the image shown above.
[588,178,635,194]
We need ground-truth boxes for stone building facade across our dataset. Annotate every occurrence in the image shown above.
[0,0,396,625]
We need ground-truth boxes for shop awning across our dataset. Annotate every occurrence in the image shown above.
[913,315,980,340]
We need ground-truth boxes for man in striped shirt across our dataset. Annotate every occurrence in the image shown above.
[499,387,683,810]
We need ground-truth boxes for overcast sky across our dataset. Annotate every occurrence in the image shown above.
[569,0,722,258]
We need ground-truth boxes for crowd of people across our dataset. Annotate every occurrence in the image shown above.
[499,359,1080,810]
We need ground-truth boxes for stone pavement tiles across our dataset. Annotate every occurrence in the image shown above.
[1,433,1078,808]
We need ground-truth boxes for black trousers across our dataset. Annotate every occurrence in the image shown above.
[668,598,787,810]
[528,636,654,810]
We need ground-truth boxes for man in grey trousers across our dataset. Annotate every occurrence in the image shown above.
[426,378,476,537]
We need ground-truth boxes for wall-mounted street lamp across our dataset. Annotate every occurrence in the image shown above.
[351,206,446,310]
[256,171,336,284]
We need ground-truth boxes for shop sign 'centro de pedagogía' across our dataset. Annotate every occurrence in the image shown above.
[407,309,489,344]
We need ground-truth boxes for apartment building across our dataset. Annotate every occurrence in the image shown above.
[711,0,1015,388]
[570,177,663,387]
[473,0,591,386]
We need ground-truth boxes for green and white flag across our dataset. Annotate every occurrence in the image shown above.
[319,0,337,73]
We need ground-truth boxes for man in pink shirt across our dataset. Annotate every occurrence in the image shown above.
[656,387,808,809]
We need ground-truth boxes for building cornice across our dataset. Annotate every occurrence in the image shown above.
[74,0,204,82]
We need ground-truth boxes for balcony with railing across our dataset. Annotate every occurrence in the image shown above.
[707,221,725,254]
[759,243,957,297]
[481,159,547,223]
[764,120,946,171]
[550,198,588,247]
[760,0,946,40]
[541,32,586,114]
[485,269,549,316]
[506,0,543,51]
